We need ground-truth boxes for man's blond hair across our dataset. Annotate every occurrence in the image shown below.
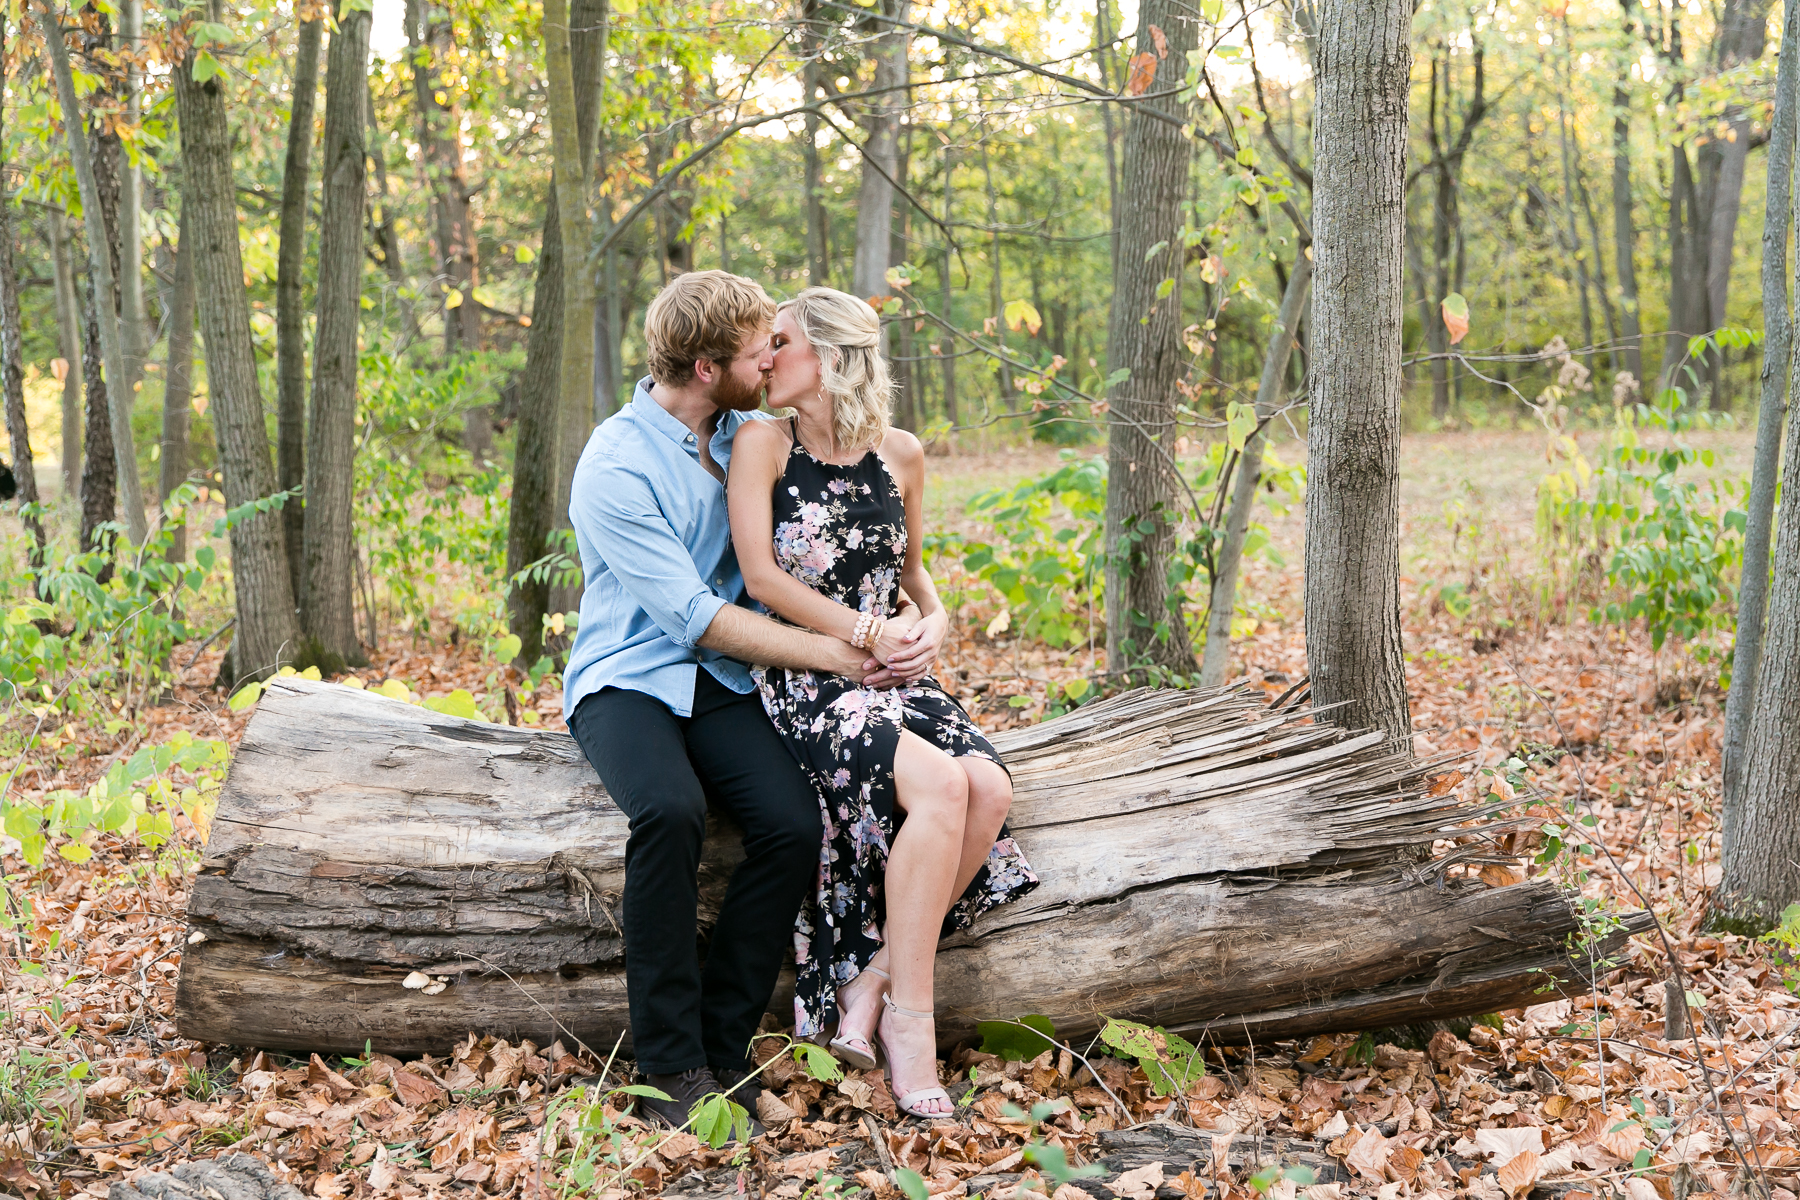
[643,271,776,387]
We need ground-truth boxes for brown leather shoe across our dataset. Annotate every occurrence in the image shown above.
[712,1065,768,1117]
[637,1066,725,1131]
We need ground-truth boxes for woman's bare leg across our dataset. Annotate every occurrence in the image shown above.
[837,757,1012,1053]
[874,731,966,1115]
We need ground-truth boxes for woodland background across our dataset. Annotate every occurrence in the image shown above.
[4,0,1800,1196]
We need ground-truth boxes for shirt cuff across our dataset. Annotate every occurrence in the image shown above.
[680,592,729,649]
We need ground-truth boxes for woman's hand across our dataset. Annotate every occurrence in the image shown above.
[875,609,946,683]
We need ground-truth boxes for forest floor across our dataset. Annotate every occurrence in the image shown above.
[5,426,1796,1200]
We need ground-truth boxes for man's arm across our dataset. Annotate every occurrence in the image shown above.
[698,604,872,681]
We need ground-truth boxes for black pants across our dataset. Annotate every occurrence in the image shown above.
[568,671,822,1074]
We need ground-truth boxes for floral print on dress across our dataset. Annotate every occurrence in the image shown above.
[750,423,1039,1039]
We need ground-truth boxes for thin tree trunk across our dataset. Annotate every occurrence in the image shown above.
[79,275,117,558]
[1720,0,1798,855]
[277,8,323,603]
[409,0,481,354]
[1667,144,1708,393]
[981,136,1012,403]
[175,21,304,685]
[301,4,372,671]
[506,0,603,664]
[1554,54,1599,372]
[1102,0,1201,677]
[1714,264,1800,932]
[49,209,83,497]
[1199,253,1311,688]
[1305,0,1414,743]
[890,121,915,431]
[363,80,421,350]
[1612,0,1644,387]
[1095,0,1120,284]
[940,141,956,425]
[120,0,146,416]
[0,12,43,568]
[851,0,907,301]
[162,208,194,564]
[547,0,601,530]
[33,0,149,545]
[802,0,827,286]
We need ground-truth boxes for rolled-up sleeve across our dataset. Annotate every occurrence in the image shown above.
[576,460,727,649]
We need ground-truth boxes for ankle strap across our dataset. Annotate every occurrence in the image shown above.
[883,993,934,1020]
[861,967,891,982]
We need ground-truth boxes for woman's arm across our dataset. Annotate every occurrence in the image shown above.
[872,431,949,678]
[728,420,880,645]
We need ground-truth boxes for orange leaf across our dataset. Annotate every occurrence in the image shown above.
[1496,1150,1541,1198]
[1150,24,1169,58]
[1126,52,1158,96]
[1479,863,1526,888]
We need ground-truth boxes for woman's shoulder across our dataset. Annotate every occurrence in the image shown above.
[732,415,793,461]
[879,427,924,467]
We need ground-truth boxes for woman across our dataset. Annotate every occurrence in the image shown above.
[729,287,1038,1118]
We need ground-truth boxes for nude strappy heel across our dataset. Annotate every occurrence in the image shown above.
[879,993,952,1118]
[827,967,888,1070]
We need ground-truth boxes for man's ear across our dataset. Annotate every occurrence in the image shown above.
[692,358,719,385]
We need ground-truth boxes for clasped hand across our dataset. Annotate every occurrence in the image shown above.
[858,608,948,689]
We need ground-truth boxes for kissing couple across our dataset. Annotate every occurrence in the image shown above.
[561,271,1039,1130]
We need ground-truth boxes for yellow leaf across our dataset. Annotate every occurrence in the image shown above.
[548,612,566,636]
[1003,299,1042,336]
[444,288,463,309]
[374,679,412,702]
[339,675,366,689]
[985,609,1011,639]
[1441,292,1471,345]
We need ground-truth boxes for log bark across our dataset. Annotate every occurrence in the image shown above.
[1305,0,1413,744]
[175,679,1644,1058]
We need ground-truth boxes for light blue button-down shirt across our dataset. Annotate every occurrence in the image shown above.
[561,378,765,720]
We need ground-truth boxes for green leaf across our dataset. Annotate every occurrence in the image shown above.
[1226,401,1258,452]
[689,1093,752,1148]
[1062,678,1090,701]
[57,842,93,863]
[423,689,481,720]
[610,1083,672,1100]
[228,680,263,711]
[491,634,522,664]
[793,1042,844,1083]
[893,1168,930,1200]
[976,1014,1058,1062]
[190,50,222,83]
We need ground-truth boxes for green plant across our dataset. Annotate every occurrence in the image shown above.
[1,730,227,876]
[1537,379,1747,676]
[1000,1100,1107,1196]
[1098,1015,1205,1097]
[1763,904,1800,995]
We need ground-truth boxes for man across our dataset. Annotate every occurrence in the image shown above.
[563,271,896,1132]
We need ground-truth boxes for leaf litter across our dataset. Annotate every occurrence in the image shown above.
[4,443,1798,1200]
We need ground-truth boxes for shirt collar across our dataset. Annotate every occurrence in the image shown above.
[630,376,752,460]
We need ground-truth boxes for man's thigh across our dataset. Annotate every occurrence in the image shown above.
[568,687,705,829]
[684,677,821,844]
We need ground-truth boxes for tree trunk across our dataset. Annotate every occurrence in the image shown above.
[49,208,84,498]
[300,5,371,672]
[276,8,323,603]
[1612,0,1643,388]
[0,11,44,568]
[33,0,149,545]
[120,0,146,420]
[78,273,117,559]
[1720,0,1798,867]
[173,679,1647,1057]
[175,32,305,685]
[851,0,907,303]
[409,0,482,354]
[890,121,915,431]
[546,0,602,533]
[161,209,195,564]
[363,80,422,351]
[1305,0,1413,744]
[1102,0,1200,678]
[1667,143,1708,393]
[939,142,956,425]
[1714,275,1800,931]
[504,0,603,666]
[802,0,827,287]
[1199,252,1311,688]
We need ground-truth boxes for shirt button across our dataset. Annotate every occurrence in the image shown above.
[686,434,696,443]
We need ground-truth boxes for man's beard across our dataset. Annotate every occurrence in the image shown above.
[711,368,767,412]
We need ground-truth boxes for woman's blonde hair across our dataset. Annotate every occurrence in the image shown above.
[779,287,893,452]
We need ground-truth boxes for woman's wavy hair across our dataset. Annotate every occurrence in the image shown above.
[779,287,893,452]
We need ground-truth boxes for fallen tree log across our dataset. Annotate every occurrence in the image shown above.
[175,677,1647,1057]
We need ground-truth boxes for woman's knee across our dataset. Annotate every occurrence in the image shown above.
[895,738,969,825]
[963,761,1013,823]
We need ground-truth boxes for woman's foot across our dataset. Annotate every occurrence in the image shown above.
[878,995,953,1118]
[829,967,888,1069]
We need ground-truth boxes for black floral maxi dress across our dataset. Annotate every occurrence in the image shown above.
[751,425,1039,1039]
